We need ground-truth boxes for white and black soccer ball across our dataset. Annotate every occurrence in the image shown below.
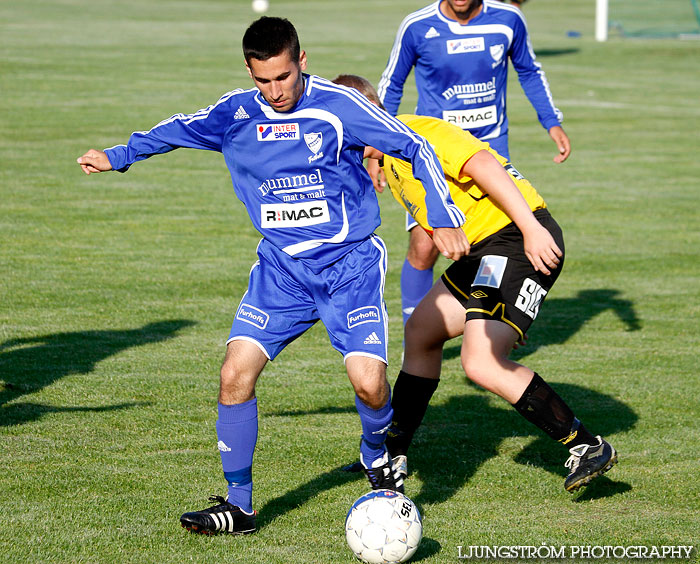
[345,489,423,564]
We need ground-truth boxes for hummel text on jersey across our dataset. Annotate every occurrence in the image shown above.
[441,80,496,101]
[257,168,324,197]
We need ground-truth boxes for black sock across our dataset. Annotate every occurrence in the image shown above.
[513,373,597,448]
[385,371,439,456]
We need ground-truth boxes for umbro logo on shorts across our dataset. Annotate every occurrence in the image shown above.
[363,332,382,345]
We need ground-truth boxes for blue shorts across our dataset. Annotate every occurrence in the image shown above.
[228,236,389,363]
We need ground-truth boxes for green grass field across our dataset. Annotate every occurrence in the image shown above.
[1,1,699,562]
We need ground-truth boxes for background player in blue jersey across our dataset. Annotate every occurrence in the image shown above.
[77,16,469,536]
[376,0,571,327]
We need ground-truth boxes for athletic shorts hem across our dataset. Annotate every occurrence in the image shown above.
[226,336,272,360]
[343,351,388,365]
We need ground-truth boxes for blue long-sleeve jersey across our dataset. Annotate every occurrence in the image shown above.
[377,0,562,153]
[105,74,464,270]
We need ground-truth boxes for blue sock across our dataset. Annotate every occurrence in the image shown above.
[355,394,393,468]
[216,399,258,513]
[401,259,433,325]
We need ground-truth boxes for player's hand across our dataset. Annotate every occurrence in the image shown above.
[77,149,113,175]
[548,125,571,164]
[432,227,470,261]
[522,223,562,275]
[365,157,387,193]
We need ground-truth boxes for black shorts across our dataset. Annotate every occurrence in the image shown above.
[441,209,564,339]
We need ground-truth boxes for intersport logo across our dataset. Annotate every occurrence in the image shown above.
[256,123,300,141]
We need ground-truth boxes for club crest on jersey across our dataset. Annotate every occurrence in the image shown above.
[257,123,300,141]
[446,37,485,54]
[490,43,505,65]
[347,306,380,329]
[304,132,324,163]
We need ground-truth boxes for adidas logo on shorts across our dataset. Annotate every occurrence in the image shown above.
[363,332,382,345]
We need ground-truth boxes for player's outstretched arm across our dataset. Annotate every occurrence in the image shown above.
[77,149,113,175]
[463,150,562,274]
[548,125,571,164]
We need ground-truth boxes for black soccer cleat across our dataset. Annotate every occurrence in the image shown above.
[363,449,405,493]
[180,496,257,535]
[564,436,618,492]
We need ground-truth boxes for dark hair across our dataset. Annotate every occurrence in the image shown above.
[332,74,386,111]
[243,17,300,63]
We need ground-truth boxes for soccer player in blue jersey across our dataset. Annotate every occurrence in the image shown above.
[376,0,571,327]
[77,17,469,535]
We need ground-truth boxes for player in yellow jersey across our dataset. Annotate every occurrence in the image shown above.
[333,75,617,492]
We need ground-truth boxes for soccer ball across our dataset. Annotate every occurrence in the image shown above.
[345,489,423,564]
[251,0,269,13]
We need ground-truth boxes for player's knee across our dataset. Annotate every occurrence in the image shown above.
[405,316,441,351]
[353,379,390,409]
[407,231,439,270]
[220,361,256,400]
[461,356,492,388]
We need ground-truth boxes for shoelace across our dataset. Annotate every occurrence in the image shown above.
[207,495,229,506]
[366,465,390,487]
[564,443,589,470]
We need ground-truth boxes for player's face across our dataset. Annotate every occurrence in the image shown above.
[247,50,307,113]
[441,0,482,22]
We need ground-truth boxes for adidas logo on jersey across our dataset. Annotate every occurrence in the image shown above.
[234,105,250,120]
[363,332,382,345]
[425,26,440,39]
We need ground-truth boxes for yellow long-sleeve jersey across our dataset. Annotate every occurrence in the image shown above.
[383,115,547,245]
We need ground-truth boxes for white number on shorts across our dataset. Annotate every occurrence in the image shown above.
[515,278,547,319]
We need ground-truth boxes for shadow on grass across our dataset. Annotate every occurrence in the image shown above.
[444,288,641,361]
[407,382,636,506]
[0,319,195,426]
[256,465,442,559]
[534,48,581,57]
[263,287,638,512]
[257,464,358,530]
[264,380,636,517]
